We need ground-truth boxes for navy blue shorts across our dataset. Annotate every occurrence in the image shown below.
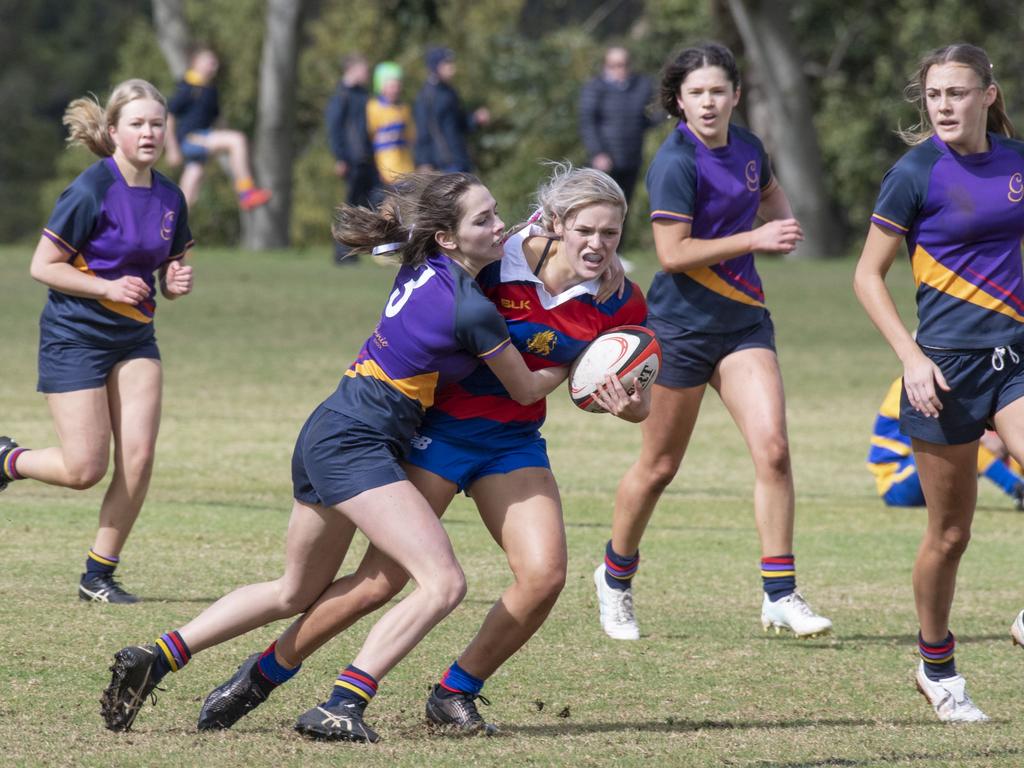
[648,312,776,389]
[900,345,1024,445]
[37,327,160,394]
[291,403,407,507]
[181,130,211,163]
[404,429,550,492]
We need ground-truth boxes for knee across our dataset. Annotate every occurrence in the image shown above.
[514,559,566,609]
[423,563,467,616]
[353,573,407,616]
[933,525,971,560]
[641,455,682,492]
[122,446,156,481]
[275,580,323,616]
[753,435,792,480]
[66,456,108,490]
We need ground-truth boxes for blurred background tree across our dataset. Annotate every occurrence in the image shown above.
[3,0,1021,256]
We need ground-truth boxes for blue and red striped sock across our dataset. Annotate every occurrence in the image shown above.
[761,554,796,602]
[603,540,639,592]
[438,660,483,696]
[153,630,192,684]
[85,549,119,578]
[326,664,377,708]
[919,630,956,681]
[255,641,300,686]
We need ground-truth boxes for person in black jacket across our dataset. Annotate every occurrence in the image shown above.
[579,47,658,240]
[413,47,490,173]
[325,54,378,264]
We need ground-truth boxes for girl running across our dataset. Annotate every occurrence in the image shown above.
[190,165,648,737]
[100,172,567,739]
[593,42,832,641]
[0,79,193,604]
[854,42,1024,722]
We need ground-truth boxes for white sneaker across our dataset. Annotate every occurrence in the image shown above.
[594,564,640,640]
[760,592,833,638]
[915,662,989,723]
[1011,610,1024,647]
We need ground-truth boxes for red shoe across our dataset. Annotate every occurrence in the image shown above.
[239,187,272,210]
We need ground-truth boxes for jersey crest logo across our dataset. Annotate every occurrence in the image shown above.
[526,330,557,356]
[1009,172,1023,203]
[744,160,759,192]
[160,210,175,241]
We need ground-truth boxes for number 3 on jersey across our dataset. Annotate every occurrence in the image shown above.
[385,266,436,318]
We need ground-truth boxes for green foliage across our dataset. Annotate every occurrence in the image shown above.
[12,0,1024,253]
[1,0,148,242]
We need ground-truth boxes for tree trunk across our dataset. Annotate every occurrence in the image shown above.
[725,0,843,259]
[243,0,305,250]
[151,0,190,78]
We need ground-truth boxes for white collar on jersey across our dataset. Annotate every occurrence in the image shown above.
[500,224,602,310]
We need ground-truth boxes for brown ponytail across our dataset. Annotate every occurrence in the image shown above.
[333,172,482,268]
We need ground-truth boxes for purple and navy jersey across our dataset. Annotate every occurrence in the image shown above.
[420,226,648,446]
[871,133,1024,348]
[645,122,772,333]
[41,157,192,345]
[324,253,511,446]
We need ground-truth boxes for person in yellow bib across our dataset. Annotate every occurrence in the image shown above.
[868,376,1024,508]
[366,62,415,191]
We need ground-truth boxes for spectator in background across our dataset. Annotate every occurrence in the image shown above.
[325,53,377,264]
[413,47,490,173]
[165,46,271,211]
[579,46,657,242]
[366,62,415,192]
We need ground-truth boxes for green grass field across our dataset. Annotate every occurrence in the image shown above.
[3,245,1024,767]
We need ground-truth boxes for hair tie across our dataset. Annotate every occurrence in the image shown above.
[371,241,404,256]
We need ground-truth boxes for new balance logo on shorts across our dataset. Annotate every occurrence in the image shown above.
[410,433,433,451]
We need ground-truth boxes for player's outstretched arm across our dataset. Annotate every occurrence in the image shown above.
[485,345,568,405]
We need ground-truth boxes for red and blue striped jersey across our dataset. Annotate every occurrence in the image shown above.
[419,226,648,446]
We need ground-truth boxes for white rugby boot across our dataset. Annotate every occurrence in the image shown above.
[915,662,989,723]
[1011,610,1024,647]
[760,592,833,638]
[594,565,640,640]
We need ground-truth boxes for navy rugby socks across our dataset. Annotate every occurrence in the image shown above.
[153,630,192,684]
[761,554,796,601]
[603,540,639,591]
[84,549,119,579]
[327,664,378,708]
[919,631,957,681]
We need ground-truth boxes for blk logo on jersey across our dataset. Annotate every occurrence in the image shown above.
[160,210,175,241]
[526,330,557,356]
[1008,172,1023,203]
[501,297,531,311]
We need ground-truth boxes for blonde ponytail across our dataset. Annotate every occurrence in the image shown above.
[62,79,167,158]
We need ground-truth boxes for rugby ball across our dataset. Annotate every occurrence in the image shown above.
[569,325,661,413]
